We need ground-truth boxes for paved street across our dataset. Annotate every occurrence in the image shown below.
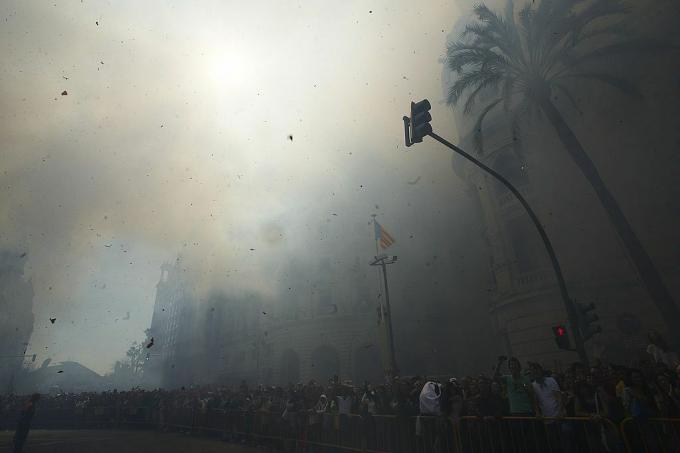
[0,429,269,453]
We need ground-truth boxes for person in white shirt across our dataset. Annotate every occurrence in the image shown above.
[647,330,680,369]
[530,363,562,418]
[530,363,566,452]
[419,381,442,415]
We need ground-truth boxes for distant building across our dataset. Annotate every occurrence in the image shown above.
[0,250,34,393]
[144,254,383,388]
[144,258,194,388]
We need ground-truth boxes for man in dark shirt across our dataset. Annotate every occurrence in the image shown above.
[13,393,40,453]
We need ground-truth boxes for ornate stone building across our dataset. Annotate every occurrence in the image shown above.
[145,254,382,387]
[441,0,680,366]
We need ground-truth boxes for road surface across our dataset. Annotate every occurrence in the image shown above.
[0,429,270,453]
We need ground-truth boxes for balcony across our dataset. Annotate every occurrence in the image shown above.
[515,268,554,291]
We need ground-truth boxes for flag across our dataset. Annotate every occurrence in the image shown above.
[374,220,396,249]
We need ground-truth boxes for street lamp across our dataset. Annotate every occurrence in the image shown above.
[370,254,399,377]
[403,99,590,366]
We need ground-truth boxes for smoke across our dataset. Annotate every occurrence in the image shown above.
[1,0,486,374]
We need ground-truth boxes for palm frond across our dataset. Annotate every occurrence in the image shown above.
[557,72,640,97]
[567,0,630,46]
[446,44,514,74]
[559,39,679,72]
[472,98,503,154]
[464,73,504,114]
[542,22,635,79]
[474,3,505,26]
[503,0,527,68]
[526,0,585,72]
[517,3,536,64]
[447,68,501,106]
[520,0,630,77]
[576,23,632,44]
[533,0,573,41]
[465,4,526,68]
[501,75,519,112]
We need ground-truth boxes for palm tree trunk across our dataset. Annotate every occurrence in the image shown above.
[539,97,680,344]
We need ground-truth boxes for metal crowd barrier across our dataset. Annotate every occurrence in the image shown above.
[27,407,82,429]
[368,414,452,453]
[214,410,376,452]
[165,405,195,430]
[620,417,680,453]
[455,415,625,453]
[5,404,680,453]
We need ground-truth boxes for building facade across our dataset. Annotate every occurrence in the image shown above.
[144,254,383,388]
[441,0,680,366]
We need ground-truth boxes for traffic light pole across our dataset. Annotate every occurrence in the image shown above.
[423,130,589,366]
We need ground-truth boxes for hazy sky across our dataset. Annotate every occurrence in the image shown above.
[1,1,478,373]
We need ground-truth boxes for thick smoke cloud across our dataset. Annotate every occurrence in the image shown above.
[1,0,482,374]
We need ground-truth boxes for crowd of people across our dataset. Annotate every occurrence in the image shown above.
[2,332,680,452]
[4,348,680,421]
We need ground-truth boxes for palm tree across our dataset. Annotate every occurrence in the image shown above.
[446,0,680,341]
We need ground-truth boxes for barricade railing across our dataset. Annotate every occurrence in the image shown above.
[455,415,624,453]
[165,405,195,430]
[368,414,455,453]
[5,404,680,453]
[80,406,118,427]
[368,414,627,453]
[620,417,680,453]
[28,407,82,429]
[216,410,379,452]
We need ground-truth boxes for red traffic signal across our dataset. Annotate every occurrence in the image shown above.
[552,325,572,351]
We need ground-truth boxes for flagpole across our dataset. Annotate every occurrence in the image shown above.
[370,215,399,378]
[380,257,399,377]
[371,214,380,257]
[371,214,384,323]
[371,215,382,309]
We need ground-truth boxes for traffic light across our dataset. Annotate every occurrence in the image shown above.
[576,302,602,341]
[410,99,432,144]
[552,325,571,350]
